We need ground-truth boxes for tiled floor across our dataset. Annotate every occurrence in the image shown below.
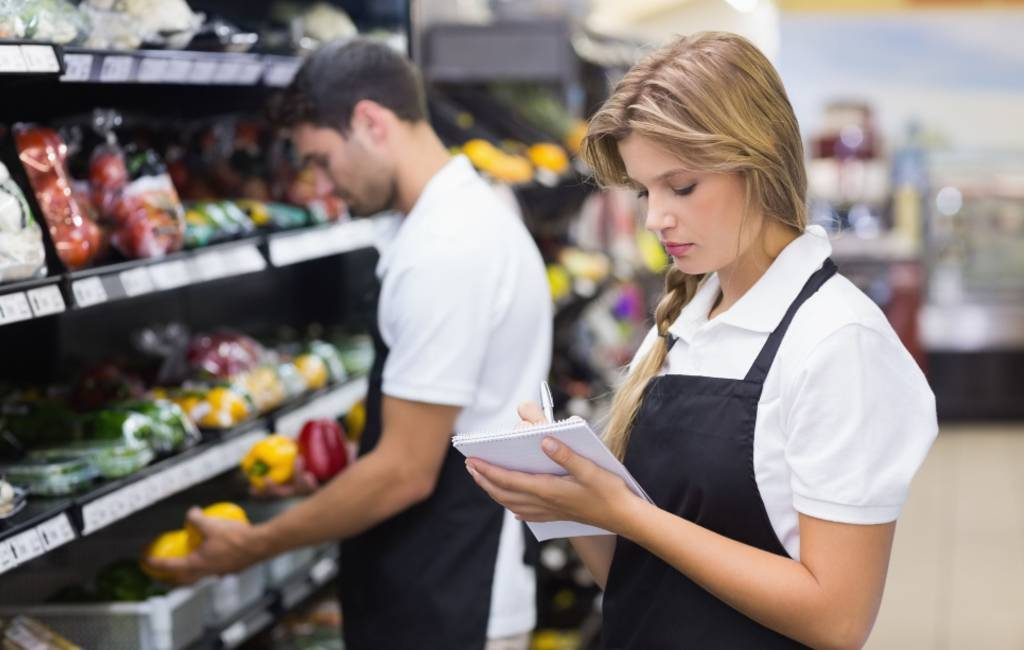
[866,425,1024,649]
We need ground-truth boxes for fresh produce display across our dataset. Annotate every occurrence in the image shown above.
[241,434,297,490]
[298,419,348,482]
[292,354,329,391]
[183,200,255,248]
[527,142,571,175]
[100,400,200,454]
[0,615,81,650]
[187,331,265,380]
[343,401,366,443]
[0,455,97,496]
[184,501,249,550]
[14,125,105,270]
[336,335,374,376]
[0,161,46,284]
[29,439,154,479]
[461,138,534,185]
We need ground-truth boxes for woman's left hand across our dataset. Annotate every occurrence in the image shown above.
[465,437,643,535]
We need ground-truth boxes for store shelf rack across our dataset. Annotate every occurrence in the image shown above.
[0,218,378,327]
[0,376,368,577]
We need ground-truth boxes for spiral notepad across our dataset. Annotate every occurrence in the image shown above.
[452,416,652,541]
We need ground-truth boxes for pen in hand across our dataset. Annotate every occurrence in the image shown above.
[540,381,555,423]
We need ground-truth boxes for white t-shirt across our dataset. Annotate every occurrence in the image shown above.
[376,155,552,637]
[630,225,937,560]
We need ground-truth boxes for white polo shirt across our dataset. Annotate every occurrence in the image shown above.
[376,155,552,637]
[631,225,937,560]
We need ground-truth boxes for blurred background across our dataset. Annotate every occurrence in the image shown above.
[0,1,1021,648]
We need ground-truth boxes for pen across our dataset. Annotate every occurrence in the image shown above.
[540,381,555,423]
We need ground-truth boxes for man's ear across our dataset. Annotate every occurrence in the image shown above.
[351,99,391,145]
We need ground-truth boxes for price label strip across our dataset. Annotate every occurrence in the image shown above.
[0,44,28,73]
[99,55,134,82]
[61,53,94,81]
[149,260,190,290]
[37,514,76,551]
[72,276,109,308]
[137,57,170,83]
[191,60,217,84]
[27,285,66,317]
[164,58,192,83]
[119,267,155,297]
[0,292,33,326]
[19,44,60,73]
[8,528,44,565]
[0,541,16,575]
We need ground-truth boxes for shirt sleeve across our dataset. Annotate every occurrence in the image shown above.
[783,323,938,524]
[379,249,495,407]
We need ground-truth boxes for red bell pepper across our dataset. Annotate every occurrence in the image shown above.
[298,419,349,481]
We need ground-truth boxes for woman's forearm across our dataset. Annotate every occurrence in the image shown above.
[569,534,616,589]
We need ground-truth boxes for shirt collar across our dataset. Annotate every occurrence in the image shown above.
[668,225,833,339]
[376,154,476,278]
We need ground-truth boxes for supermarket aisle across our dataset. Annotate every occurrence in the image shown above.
[867,426,1024,649]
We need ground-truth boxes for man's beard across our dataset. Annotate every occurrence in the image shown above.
[346,177,399,217]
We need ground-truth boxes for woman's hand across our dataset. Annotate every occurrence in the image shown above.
[466,402,644,535]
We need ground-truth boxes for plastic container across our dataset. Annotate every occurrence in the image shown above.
[207,562,267,625]
[30,441,156,479]
[1,456,98,496]
[0,583,211,650]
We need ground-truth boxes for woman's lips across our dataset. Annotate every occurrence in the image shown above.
[663,242,695,257]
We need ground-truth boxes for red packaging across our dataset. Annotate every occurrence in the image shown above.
[187,331,266,379]
[15,125,104,270]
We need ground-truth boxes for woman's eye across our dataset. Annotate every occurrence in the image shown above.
[636,190,649,200]
[673,183,697,197]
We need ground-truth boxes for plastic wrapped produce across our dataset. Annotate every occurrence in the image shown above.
[0,161,46,284]
[18,0,89,45]
[15,125,104,270]
[187,331,265,379]
[82,0,203,50]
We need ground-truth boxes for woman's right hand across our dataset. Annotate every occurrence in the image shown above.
[516,401,547,426]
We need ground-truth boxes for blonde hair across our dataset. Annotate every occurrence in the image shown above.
[582,32,809,459]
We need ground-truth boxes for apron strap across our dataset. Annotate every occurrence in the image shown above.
[743,258,838,385]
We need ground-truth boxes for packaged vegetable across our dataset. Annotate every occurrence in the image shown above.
[72,362,147,411]
[240,366,287,413]
[0,161,46,284]
[19,0,89,45]
[185,501,249,550]
[114,399,200,453]
[29,439,155,479]
[15,125,104,270]
[187,331,265,379]
[306,340,346,383]
[0,396,80,448]
[277,362,307,400]
[198,385,252,429]
[336,335,374,376]
[298,419,348,482]
[103,148,186,259]
[95,560,165,601]
[0,480,27,519]
[241,434,297,490]
[344,401,366,442]
[1,455,97,496]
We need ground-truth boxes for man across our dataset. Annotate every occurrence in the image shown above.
[150,39,552,650]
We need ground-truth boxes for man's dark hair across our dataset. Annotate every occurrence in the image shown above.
[272,38,428,132]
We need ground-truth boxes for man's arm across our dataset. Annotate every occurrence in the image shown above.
[148,395,457,581]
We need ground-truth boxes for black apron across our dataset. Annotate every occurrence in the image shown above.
[339,293,505,650]
[602,259,837,649]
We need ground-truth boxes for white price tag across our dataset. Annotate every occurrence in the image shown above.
[191,60,217,83]
[73,276,108,307]
[0,292,33,326]
[119,267,154,297]
[164,58,192,83]
[38,514,76,551]
[9,528,44,563]
[99,55,134,82]
[27,285,66,317]
[0,44,28,73]
[61,53,94,81]
[240,62,265,85]
[0,542,16,574]
[269,232,317,266]
[213,60,244,84]
[137,57,170,83]
[193,250,229,281]
[19,45,60,73]
[149,260,190,290]
[265,61,300,87]
[82,497,112,535]
[226,245,267,275]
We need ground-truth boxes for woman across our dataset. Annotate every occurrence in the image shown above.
[465,32,936,649]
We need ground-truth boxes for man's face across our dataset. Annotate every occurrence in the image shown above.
[291,123,397,217]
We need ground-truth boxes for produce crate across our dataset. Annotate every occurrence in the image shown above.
[0,582,211,650]
[208,562,268,625]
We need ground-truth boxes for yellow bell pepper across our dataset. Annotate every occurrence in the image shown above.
[185,502,250,550]
[241,435,297,489]
[293,354,329,390]
[141,529,191,581]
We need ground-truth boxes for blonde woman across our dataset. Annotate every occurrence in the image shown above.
[466,32,937,649]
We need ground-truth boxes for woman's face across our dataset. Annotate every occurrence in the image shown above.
[618,133,764,276]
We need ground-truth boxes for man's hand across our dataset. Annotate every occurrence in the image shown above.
[144,508,268,584]
[250,457,319,499]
